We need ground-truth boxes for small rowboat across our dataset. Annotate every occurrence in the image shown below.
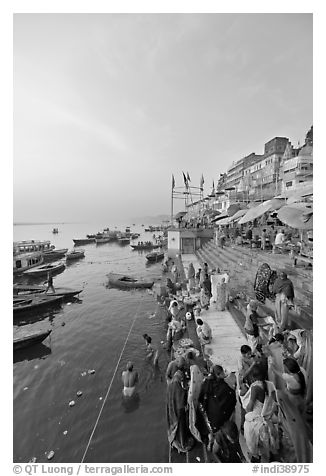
[13,294,63,314]
[146,251,164,262]
[14,328,52,350]
[118,237,130,245]
[66,249,85,261]
[23,261,65,277]
[107,273,154,289]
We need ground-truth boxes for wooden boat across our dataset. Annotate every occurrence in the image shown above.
[13,251,44,275]
[73,238,95,246]
[14,328,52,350]
[131,233,140,239]
[14,240,53,255]
[23,261,65,277]
[130,243,161,250]
[95,233,112,244]
[13,294,63,314]
[118,237,130,245]
[42,248,68,262]
[146,251,164,262]
[107,272,154,289]
[52,228,59,234]
[66,249,85,260]
[13,284,82,298]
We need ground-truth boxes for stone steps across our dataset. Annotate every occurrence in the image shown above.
[204,242,313,306]
[196,241,313,329]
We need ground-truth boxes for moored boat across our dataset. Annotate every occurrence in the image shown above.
[107,272,154,289]
[52,228,59,234]
[118,237,130,245]
[42,248,68,262]
[130,243,161,250]
[146,251,164,262]
[13,251,44,275]
[66,249,85,260]
[13,284,82,298]
[13,294,63,314]
[14,328,52,350]
[73,238,95,246]
[23,261,65,277]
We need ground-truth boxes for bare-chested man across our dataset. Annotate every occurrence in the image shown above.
[122,361,139,397]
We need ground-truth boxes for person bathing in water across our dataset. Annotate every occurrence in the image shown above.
[143,334,159,366]
[122,361,139,397]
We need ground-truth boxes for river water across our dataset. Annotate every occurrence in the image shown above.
[13,223,170,463]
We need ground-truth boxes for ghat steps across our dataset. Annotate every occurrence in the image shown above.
[196,240,313,330]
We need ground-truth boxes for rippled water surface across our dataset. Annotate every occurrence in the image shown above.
[13,223,170,463]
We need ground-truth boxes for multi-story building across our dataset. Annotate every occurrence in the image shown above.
[280,142,313,194]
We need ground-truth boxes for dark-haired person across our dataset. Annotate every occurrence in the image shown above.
[142,334,159,366]
[265,333,286,390]
[200,273,212,310]
[211,420,246,463]
[196,318,212,345]
[122,361,139,397]
[199,365,236,447]
[271,357,306,412]
[241,366,279,462]
[45,271,55,294]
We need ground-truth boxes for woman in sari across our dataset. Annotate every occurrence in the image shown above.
[187,263,196,292]
[272,271,295,332]
[254,263,273,304]
[216,277,228,311]
[200,274,212,310]
[167,370,194,453]
[270,357,306,413]
[241,366,279,462]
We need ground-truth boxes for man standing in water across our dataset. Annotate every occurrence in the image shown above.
[122,361,139,397]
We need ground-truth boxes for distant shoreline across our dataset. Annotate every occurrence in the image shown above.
[13,222,77,226]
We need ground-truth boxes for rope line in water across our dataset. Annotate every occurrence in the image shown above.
[80,296,144,463]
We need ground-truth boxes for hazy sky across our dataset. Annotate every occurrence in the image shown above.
[13,13,312,223]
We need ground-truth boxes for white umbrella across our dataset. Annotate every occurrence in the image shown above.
[277,203,313,230]
[238,199,284,224]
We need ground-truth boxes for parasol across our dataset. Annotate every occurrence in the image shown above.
[238,199,285,224]
[277,203,313,230]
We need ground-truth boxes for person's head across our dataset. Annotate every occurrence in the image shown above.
[204,273,209,280]
[196,318,203,326]
[283,357,306,394]
[171,301,178,308]
[126,361,134,371]
[281,229,284,233]
[272,333,285,344]
[204,263,208,267]
[263,228,266,232]
[221,277,225,283]
[286,335,299,353]
[240,345,252,359]
[279,271,287,280]
[142,334,152,344]
[251,365,265,382]
[186,351,196,363]
[248,299,258,311]
[212,364,226,380]
[283,357,300,374]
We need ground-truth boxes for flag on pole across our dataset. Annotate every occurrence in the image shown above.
[187,172,191,183]
[172,174,175,190]
[182,171,188,188]
[200,174,204,191]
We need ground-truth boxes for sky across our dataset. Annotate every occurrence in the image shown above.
[13,13,313,223]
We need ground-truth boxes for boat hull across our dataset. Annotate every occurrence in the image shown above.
[66,251,85,260]
[73,238,95,246]
[13,285,82,298]
[14,329,52,350]
[107,273,154,289]
[130,244,161,250]
[13,295,63,314]
[146,252,164,262]
[22,261,65,277]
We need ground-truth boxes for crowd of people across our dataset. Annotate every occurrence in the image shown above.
[160,257,313,463]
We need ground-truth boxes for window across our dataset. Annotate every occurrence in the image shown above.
[15,260,22,269]
[286,181,293,187]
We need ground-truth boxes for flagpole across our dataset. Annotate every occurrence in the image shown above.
[171,176,174,227]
